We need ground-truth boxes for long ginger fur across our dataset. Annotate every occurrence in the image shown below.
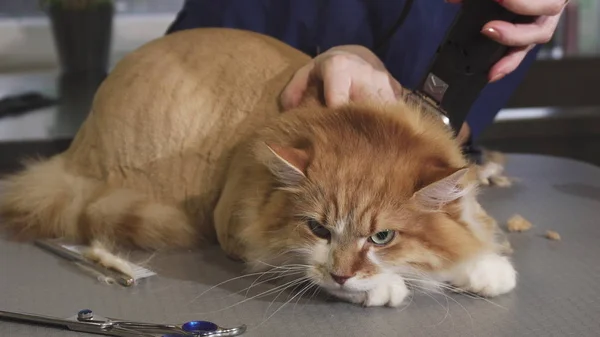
[0,28,515,305]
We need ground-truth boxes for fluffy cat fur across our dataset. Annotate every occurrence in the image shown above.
[0,28,516,306]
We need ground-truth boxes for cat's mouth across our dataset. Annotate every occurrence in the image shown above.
[308,269,376,293]
[302,263,383,295]
[328,280,374,292]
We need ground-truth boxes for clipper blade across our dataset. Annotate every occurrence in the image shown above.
[403,90,450,127]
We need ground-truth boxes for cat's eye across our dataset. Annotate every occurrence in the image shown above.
[369,230,395,246]
[307,219,331,240]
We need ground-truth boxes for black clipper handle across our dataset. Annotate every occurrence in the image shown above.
[419,0,535,132]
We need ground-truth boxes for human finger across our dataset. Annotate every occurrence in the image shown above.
[337,64,397,105]
[445,0,566,16]
[488,44,534,82]
[369,70,398,103]
[280,63,314,111]
[482,15,559,46]
[320,63,353,107]
[389,77,404,100]
[496,0,567,16]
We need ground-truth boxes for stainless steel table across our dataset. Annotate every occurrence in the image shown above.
[1,154,599,337]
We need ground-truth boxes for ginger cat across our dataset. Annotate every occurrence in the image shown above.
[0,28,515,307]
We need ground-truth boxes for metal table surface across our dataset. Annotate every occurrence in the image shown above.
[1,153,599,337]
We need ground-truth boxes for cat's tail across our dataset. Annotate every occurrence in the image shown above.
[0,155,198,249]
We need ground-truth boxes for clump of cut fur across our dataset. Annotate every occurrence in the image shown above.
[545,230,561,241]
[0,27,516,305]
[507,214,533,232]
[82,240,135,277]
[474,150,514,187]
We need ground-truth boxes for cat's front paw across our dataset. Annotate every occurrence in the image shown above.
[362,274,409,307]
[328,274,409,307]
[450,253,516,297]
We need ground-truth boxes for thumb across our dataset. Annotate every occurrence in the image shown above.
[280,63,314,111]
[389,77,404,100]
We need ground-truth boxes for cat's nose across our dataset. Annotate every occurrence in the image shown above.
[330,273,352,285]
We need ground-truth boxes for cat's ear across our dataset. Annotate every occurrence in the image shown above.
[412,168,471,210]
[261,142,310,185]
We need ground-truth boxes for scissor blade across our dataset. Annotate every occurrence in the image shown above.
[0,309,73,328]
[0,309,109,335]
[0,310,128,337]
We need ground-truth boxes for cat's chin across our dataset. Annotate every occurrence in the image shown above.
[319,279,378,293]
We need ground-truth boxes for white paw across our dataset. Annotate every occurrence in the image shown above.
[327,274,409,307]
[363,274,409,307]
[451,254,516,297]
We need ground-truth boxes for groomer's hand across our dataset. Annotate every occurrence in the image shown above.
[280,45,403,110]
[447,0,567,83]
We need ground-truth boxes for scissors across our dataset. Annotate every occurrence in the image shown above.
[0,308,247,337]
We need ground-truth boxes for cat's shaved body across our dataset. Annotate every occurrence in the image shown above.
[0,28,516,307]
[2,28,307,247]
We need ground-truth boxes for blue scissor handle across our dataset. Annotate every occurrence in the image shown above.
[163,320,247,337]
[182,320,219,332]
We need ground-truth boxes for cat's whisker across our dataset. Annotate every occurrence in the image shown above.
[189,269,303,304]
[253,260,311,270]
[415,278,507,311]
[403,275,459,292]
[408,286,454,329]
[436,288,452,327]
[402,277,448,292]
[396,288,415,314]
[411,285,452,326]
[293,282,318,312]
[248,266,307,276]
[408,277,469,293]
[189,276,312,316]
[264,277,308,316]
[307,284,321,302]
[409,283,474,330]
[255,281,315,329]
[400,275,447,292]
[436,291,474,332]
[452,291,507,310]
[261,286,292,318]
[238,270,305,298]
[253,249,294,263]
[243,261,309,295]
[400,270,508,317]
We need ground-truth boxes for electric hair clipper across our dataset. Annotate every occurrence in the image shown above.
[405,0,536,134]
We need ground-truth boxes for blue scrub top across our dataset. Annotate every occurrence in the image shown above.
[166,0,541,140]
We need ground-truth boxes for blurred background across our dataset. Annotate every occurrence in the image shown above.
[0,0,598,173]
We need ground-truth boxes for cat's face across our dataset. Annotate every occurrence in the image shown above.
[251,104,492,299]
[268,163,485,296]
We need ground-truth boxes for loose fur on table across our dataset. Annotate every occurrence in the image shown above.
[0,28,516,307]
